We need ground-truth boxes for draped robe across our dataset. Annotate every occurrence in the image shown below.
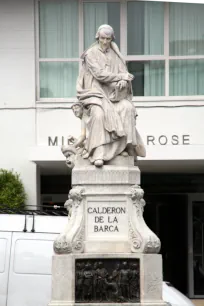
[76,41,146,162]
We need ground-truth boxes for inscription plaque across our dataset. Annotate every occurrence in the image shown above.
[87,201,128,240]
[75,258,140,303]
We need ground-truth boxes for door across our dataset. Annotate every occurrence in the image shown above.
[188,195,204,298]
[0,232,12,306]
[144,194,188,294]
[7,232,57,306]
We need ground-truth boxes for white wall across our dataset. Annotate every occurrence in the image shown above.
[137,106,203,146]
[35,105,204,160]
[0,0,35,108]
[0,110,37,207]
[0,0,37,207]
[36,108,81,146]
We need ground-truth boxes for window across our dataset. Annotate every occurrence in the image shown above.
[169,3,204,96]
[39,0,79,98]
[37,1,204,100]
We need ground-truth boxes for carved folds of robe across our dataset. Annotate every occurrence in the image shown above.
[77,41,146,162]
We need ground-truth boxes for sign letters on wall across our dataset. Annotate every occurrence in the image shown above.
[48,135,191,146]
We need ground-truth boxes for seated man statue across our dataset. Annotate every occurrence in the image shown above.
[72,24,146,167]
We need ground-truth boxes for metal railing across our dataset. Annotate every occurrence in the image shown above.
[0,203,68,232]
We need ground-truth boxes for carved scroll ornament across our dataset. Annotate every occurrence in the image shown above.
[54,186,85,254]
[129,185,161,254]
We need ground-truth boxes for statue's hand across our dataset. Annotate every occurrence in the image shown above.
[68,135,77,145]
[116,80,127,90]
[76,147,85,155]
[121,73,134,82]
[73,140,84,148]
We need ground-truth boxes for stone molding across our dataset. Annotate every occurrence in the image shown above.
[72,167,139,185]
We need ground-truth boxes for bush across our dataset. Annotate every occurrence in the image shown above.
[0,169,27,210]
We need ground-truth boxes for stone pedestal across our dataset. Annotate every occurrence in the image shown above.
[49,254,166,306]
[49,156,167,306]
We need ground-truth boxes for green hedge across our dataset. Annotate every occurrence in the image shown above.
[0,169,27,210]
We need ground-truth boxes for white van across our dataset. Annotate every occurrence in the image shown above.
[0,214,194,306]
[0,214,66,306]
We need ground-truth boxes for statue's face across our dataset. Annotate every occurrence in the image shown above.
[72,104,83,118]
[122,261,127,268]
[99,261,103,268]
[98,30,112,51]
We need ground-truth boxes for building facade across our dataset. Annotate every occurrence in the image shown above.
[1,0,204,302]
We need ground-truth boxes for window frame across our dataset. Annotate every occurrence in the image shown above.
[35,0,204,102]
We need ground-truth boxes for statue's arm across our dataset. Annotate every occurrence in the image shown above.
[86,52,128,83]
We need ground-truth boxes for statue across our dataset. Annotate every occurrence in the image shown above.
[129,262,140,300]
[75,262,84,301]
[75,259,140,303]
[83,261,94,302]
[63,24,146,168]
[119,261,131,300]
[95,261,109,301]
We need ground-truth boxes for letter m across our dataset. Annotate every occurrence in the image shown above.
[48,136,58,146]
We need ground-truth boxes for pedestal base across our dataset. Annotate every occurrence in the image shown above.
[48,254,168,306]
[50,157,167,306]
[49,303,167,306]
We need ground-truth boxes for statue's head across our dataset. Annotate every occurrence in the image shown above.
[61,145,77,169]
[122,261,128,269]
[95,24,115,51]
[85,261,92,270]
[71,102,83,119]
[64,199,73,211]
[132,263,138,270]
[98,261,103,268]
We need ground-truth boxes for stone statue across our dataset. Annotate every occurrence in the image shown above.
[83,261,94,301]
[62,24,146,167]
[129,262,140,300]
[119,261,131,300]
[75,259,140,303]
[95,261,109,301]
[75,262,84,301]
[52,27,165,306]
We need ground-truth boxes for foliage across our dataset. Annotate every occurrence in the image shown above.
[0,169,27,210]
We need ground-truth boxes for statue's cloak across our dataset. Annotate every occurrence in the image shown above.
[76,41,146,158]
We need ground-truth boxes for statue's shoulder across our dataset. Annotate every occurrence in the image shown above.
[81,43,99,60]
[86,44,99,57]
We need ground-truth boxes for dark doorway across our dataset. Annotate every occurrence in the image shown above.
[144,194,188,294]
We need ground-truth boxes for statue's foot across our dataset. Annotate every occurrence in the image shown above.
[126,144,135,156]
[120,151,129,157]
[94,159,104,167]
[82,152,89,159]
